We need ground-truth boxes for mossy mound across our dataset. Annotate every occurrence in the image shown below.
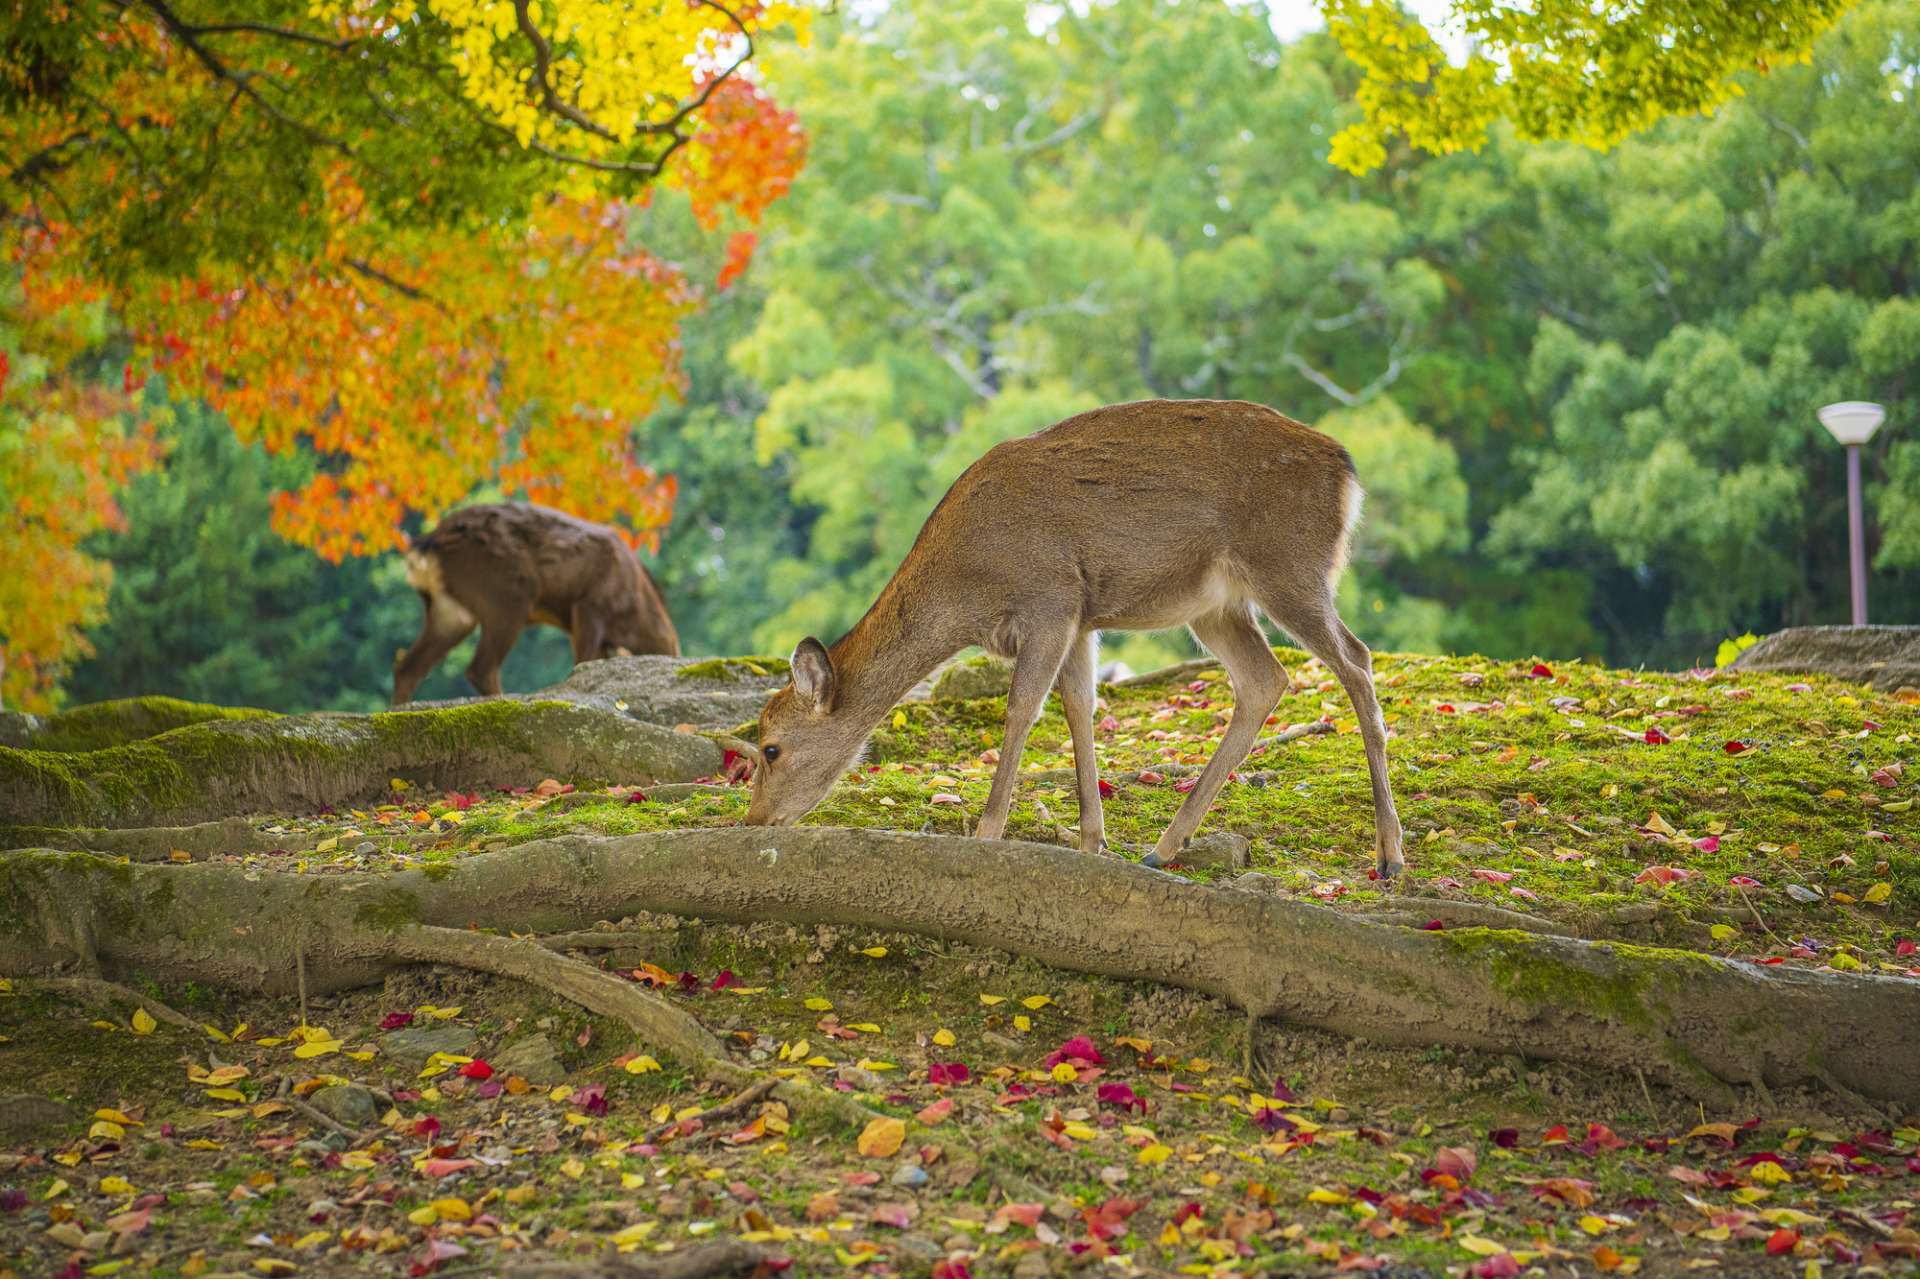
[17,696,275,753]
[0,699,721,827]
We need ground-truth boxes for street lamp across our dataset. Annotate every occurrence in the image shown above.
[1816,401,1887,626]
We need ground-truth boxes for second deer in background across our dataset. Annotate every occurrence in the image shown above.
[391,503,679,704]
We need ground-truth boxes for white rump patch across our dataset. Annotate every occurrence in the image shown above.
[405,549,477,631]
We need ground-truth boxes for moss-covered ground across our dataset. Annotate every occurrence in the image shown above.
[2,651,1916,1278]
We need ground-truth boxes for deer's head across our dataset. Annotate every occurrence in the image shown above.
[744,638,870,826]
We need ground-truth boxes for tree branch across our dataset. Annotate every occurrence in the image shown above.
[140,0,355,154]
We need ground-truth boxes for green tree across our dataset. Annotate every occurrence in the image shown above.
[733,0,1461,662]
[1474,0,1920,662]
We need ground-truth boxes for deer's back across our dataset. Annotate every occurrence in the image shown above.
[415,504,637,622]
[938,400,1350,549]
[898,400,1355,632]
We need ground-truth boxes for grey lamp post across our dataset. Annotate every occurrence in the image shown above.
[1816,401,1886,627]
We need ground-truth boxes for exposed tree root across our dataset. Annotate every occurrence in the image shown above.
[20,976,200,1029]
[3,830,1918,1107]
[385,925,727,1066]
[0,816,283,859]
[647,1078,781,1145]
[504,1240,774,1279]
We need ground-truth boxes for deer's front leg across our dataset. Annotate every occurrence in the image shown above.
[1053,630,1105,852]
[975,627,1076,842]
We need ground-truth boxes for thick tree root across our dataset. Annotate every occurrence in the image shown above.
[3,830,1918,1108]
[0,700,721,827]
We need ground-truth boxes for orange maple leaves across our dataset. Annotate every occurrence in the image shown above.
[128,182,699,560]
[1,229,165,711]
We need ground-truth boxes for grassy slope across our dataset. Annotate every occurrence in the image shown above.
[2,652,1916,1279]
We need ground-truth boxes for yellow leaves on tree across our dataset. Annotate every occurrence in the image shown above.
[1320,0,1858,174]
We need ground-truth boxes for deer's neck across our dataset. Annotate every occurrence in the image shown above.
[830,577,972,726]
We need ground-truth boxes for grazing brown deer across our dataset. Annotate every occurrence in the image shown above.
[391,503,679,705]
[744,399,1404,878]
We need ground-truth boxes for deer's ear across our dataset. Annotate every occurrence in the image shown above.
[791,637,836,711]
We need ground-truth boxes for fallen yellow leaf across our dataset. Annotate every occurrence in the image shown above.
[856,1117,905,1158]
[130,1008,157,1036]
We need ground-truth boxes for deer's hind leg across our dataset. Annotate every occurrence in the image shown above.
[392,592,476,705]
[1149,602,1287,863]
[1257,586,1403,879]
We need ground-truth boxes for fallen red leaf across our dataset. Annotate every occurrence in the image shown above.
[1044,1036,1105,1069]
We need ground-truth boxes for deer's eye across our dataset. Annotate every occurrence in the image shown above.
[762,744,781,764]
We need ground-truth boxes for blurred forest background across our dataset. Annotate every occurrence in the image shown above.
[8,0,1920,712]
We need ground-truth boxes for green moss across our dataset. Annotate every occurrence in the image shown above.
[675,655,791,682]
[1435,929,1729,1029]
[27,697,276,753]
[353,886,423,932]
[367,698,570,755]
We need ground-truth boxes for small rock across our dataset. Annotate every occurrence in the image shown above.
[931,657,1012,701]
[896,1233,943,1259]
[379,1022,477,1067]
[354,841,376,856]
[491,1033,567,1083]
[1179,832,1251,871]
[1012,1250,1055,1279]
[890,1162,930,1189]
[0,1092,75,1141]
[307,1084,377,1128]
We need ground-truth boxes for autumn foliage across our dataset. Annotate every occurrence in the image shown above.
[0,0,805,706]
[0,232,164,712]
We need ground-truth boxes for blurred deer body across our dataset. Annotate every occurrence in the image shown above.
[744,398,1404,878]
[391,503,679,705]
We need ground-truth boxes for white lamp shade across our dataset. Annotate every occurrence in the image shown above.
[1818,401,1886,446]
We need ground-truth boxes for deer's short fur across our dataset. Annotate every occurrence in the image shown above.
[391,503,679,705]
[745,398,1405,878]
